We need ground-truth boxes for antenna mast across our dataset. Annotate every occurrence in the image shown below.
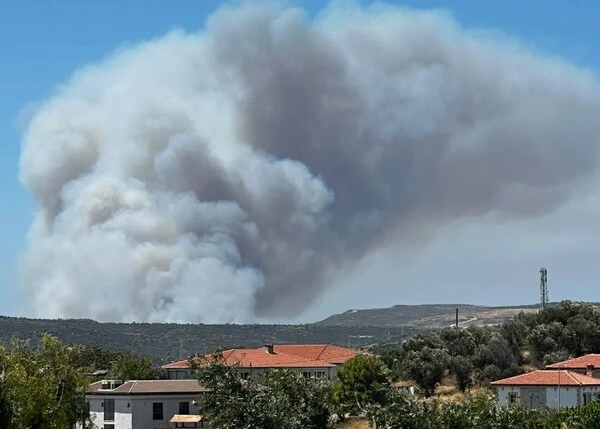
[540,267,548,309]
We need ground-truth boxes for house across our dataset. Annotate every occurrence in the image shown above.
[162,344,358,381]
[491,369,600,410]
[546,354,600,377]
[84,379,208,429]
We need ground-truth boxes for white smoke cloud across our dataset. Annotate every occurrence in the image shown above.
[19,1,600,322]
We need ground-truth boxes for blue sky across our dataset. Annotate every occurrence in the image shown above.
[0,0,598,318]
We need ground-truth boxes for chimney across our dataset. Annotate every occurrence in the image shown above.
[263,344,274,354]
[587,364,594,377]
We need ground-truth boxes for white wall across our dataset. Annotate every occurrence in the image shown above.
[545,386,578,409]
[87,395,132,429]
[496,386,521,406]
[496,385,600,410]
[86,394,200,429]
[167,365,341,380]
[131,395,200,429]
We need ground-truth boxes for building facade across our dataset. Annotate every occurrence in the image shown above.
[162,344,358,381]
[84,379,208,429]
[491,369,600,410]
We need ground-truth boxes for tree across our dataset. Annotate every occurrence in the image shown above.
[4,334,91,429]
[192,353,332,429]
[0,346,12,428]
[332,354,390,415]
[449,355,473,392]
[109,350,158,380]
[402,347,449,397]
[441,327,477,357]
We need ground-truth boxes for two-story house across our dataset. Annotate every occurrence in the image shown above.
[84,379,208,429]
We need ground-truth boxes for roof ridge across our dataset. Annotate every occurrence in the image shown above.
[129,380,138,393]
[315,345,328,361]
[564,370,579,384]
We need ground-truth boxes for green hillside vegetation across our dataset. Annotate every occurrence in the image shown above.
[0,316,414,363]
[374,300,600,396]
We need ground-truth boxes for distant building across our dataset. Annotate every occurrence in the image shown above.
[491,369,600,410]
[162,344,358,381]
[83,379,208,429]
[546,354,600,378]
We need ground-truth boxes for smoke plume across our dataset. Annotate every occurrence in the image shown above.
[19,1,600,322]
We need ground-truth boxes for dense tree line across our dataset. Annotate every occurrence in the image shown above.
[0,334,159,428]
[376,300,600,395]
[0,316,412,361]
[194,352,600,429]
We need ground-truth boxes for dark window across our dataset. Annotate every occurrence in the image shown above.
[104,425,115,429]
[103,399,115,421]
[179,401,190,415]
[153,402,164,420]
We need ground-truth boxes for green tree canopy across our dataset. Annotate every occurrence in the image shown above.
[192,353,332,429]
[332,354,390,415]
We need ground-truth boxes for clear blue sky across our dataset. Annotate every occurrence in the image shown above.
[0,0,598,317]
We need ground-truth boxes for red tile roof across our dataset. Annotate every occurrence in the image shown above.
[546,354,600,369]
[162,344,358,370]
[491,370,600,387]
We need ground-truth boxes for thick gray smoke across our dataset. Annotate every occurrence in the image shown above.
[19,1,600,323]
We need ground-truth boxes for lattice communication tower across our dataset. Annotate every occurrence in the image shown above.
[540,267,548,309]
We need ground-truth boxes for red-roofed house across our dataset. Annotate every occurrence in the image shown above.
[491,370,600,410]
[546,354,600,378]
[162,344,358,381]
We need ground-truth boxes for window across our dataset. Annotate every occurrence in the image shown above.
[239,371,250,380]
[104,425,115,429]
[315,371,326,379]
[103,399,115,421]
[584,392,593,406]
[508,392,518,403]
[153,402,164,420]
[301,371,311,379]
[179,401,190,415]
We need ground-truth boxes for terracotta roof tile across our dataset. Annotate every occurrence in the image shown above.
[161,344,358,370]
[170,415,206,423]
[546,354,600,369]
[491,370,600,387]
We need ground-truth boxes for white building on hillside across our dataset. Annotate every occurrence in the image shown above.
[84,379,208,429]
[491,369,600,410]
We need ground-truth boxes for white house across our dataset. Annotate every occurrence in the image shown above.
[162,344,358,381]
[84,379,208,429]
[491,369,600,410]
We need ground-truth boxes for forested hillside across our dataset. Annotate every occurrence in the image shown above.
[0,316,413,362]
